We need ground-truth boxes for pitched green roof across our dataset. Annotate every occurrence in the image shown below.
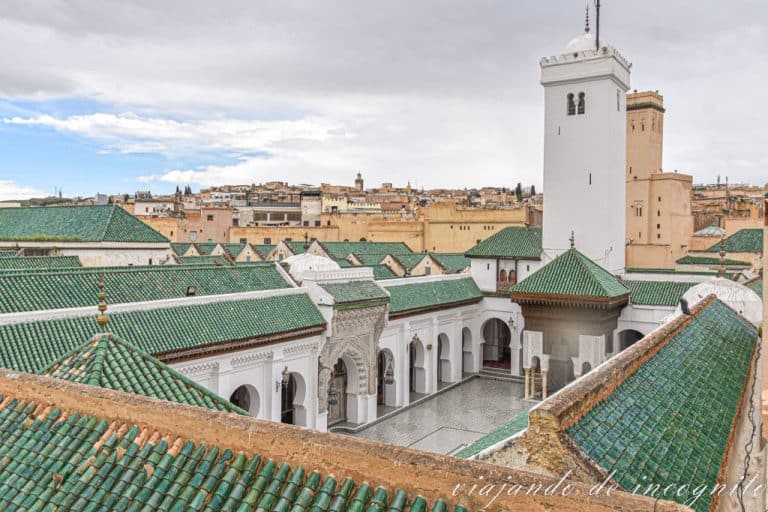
[42,334,246,415]
[0,250,19,258]
[253,244,275,258]
[192,242,220,255]
[386,278,482,315]
[170,242,194,255]
[390,253,427,270]
[705,228,763,253]
[177,255,231,266]
[430,253,470,273]
[319,281,389,308]
[0,391,464,512]
[221,243,247,257]
[511,248,629,299]
[0,264,290,314]
[568,300,757,512]
[456,407,531,459]
[465,227,542,259]
[0,255,82,271]
[319,241,413,260]
[676,255,751,266]
[0,205,169,243]
[0,293,326,373]
[623,280,696,307]
[367,264,397,280]
[748,278,763,299]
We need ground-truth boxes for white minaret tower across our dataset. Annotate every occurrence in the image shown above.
[541,3,631,272]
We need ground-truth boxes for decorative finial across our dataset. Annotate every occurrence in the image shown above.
[96,273,108,331]
[569,231,576,249]
[585,3,591,33]
[717,236,726,278]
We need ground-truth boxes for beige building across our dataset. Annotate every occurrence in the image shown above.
[625,91,694,269]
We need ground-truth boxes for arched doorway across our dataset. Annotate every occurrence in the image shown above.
[280,372,307,426]
[229,384,259,416]
[409,337,426,395]
[377,350,396,407]
[482,318,512,370]
[461,327,473,375]
[618,330,644,352]
[437,333,451,386]
[327,359,348,425]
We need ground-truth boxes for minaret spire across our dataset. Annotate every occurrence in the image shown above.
[585,3,591,33]
[594,0,601,49]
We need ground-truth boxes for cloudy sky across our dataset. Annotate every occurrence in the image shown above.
[0,1,765,199]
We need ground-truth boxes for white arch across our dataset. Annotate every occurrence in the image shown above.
[229,384,260,416]
[437,333,451,385]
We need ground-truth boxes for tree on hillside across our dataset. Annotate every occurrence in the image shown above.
[515,182,523,202]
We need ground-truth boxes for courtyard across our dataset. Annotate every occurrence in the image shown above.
[345,377,532,456]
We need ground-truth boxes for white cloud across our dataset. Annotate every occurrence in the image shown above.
[0,180,44,201]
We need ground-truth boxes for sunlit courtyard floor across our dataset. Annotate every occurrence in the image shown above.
[346,377,531,456]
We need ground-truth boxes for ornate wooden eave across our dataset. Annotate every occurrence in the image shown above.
[509,292,629,310]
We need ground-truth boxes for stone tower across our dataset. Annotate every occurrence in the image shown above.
[541,20,631,273]
[355,172,364,191]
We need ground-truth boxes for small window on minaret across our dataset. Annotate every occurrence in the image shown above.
[577,93,586,115]
[617,90,621,111]
[567,94,576,116]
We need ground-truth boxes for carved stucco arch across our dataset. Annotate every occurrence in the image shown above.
[317,337,374,413]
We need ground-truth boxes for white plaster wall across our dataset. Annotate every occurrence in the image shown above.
[541,50,630,273]
[470,258,497,292]
[58,247,171,267]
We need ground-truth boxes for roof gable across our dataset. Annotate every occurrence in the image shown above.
[706,228,763,253]
[42,334,246,414]
[511,248,629,299]
[465,227,542,259]
[429,253,470,273]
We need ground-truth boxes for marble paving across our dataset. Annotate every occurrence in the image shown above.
[349,378,529,455]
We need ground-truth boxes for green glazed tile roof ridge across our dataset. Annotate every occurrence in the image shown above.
[705,228,763,253]
[0,204,169,243]
[566,299,758,512]
[0,292,326,373]
[465,227,542,259]
[0,385,470,512]
[41,333,248,415]
[512,248,629,299]
[318,280,389,306]
[384,277,482,314]
[0,264,291,313]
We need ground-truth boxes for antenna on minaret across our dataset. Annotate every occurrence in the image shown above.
[585,3,591,33]
[594,0,601,49]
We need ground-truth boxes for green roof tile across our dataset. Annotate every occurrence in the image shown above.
[0,293,326,373]
[367,264,397,280]
[253,244,275,258]
[0,250,19,258]
[177,255,231,266]
[0,205,168,243]
[511,248,629,299]
[567,300,757,512]
[42,334,247,415]
[429,253,470,273]
[319,281,389,308]
[705,228,763,253]
[0,263,290,314]
[390,253,427,270]
[455,407,531,459]
[676,255,751,266]
[171,243,194,256]
[465,227,542,259]
[748,278,763,299]
[0,255,82,271]
[0,392,466,511]
[623,280,696,307]
[386,278,482,315]
[319,242,413,260]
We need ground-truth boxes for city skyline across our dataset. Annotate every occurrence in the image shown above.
[0,0,766,200]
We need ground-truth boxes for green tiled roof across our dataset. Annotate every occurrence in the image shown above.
[253,244,275,258]
[0,293,326,373]
[676,255,751,266]
[0,205,169,243]
[465,227,542,259]
[386,278,482,315]
[390,253,427,270]
[0,255,82,271]
[335,259,354,267]
[191,242,220,255]
[221,243,247,257]
[42,334,246,415]
[170,243,194,256]
[177,255,231,266]
[430,253,470,273]
[568,300,757,512]
[367,264,397,280]
[0,250,19,258]
[624,280,696,307]
[0,392,465,512]
[626,268,736,278]
[0,264,290,314]
[705,228,763,253]
[511,248,629,299]
[455,407,531,459]
[319,281,389,308]
[352,252,391,265]
[319,241,413,260]
[748,278,763,299]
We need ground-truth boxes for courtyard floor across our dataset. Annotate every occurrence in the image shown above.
[347,377,532,456]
